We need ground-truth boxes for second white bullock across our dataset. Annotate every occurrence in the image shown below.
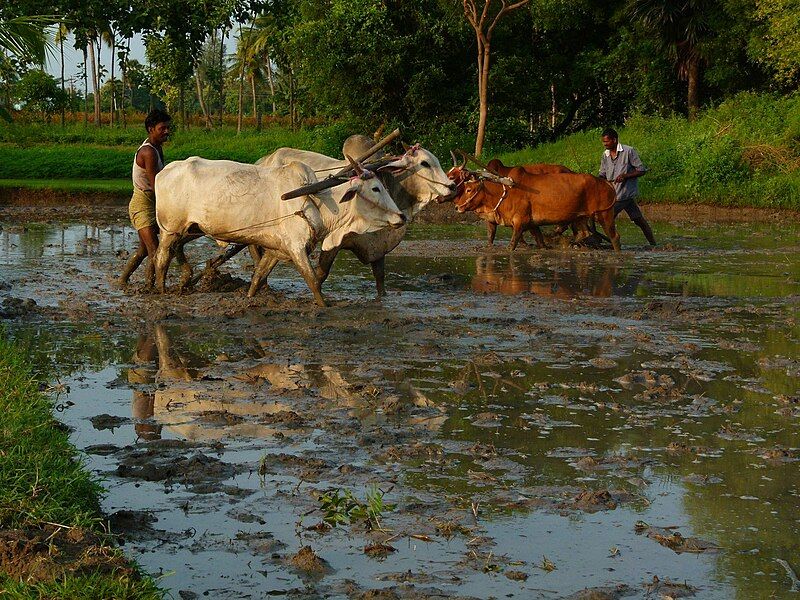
[257,142,455,296]
[153,157,405,306]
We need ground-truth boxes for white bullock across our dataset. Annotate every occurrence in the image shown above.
[257,143,455,296]
[153,157,405,306]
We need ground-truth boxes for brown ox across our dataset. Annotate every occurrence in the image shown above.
[447,162,587,246]
[483,160,580,245]
[454,170,621,251]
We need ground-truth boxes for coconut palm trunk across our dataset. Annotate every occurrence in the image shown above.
[88,37,100,126]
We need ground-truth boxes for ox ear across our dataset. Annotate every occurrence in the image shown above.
[340,188,357,203]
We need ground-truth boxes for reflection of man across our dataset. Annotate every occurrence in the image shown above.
[119,109,172,286]
[128,333,162,441]
[599,128,656,247]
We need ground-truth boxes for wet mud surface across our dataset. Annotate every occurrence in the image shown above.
[1,212,799,598]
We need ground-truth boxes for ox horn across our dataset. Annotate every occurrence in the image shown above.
[401,142,411,152]
[456,149,469,169]
[450,150,458,167]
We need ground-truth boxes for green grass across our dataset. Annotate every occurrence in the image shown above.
[0,333,165,598]
[0,178,130,193]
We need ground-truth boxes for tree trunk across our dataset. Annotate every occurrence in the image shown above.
[251,73,257,120]
[109,31,115,126]
[180,85,186,130]
[475,43,490,157]
[60,35,65,126]
[550,82,556,129]
[236,25,245,134]
[121,39,129,128]
[88,39,100,126]
[687,56,700,122]
[195,65,212,128]
[82,47,89,125]
[265,50,276,115]
[217,27,226,127]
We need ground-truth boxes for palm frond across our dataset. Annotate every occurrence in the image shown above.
[0,15,59,65]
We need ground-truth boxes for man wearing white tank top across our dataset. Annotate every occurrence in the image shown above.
[118,109,171,286]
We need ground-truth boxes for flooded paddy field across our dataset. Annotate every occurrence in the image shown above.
[1,211,799,599]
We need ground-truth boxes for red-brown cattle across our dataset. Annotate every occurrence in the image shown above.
[486,159,573,177]
[454,171,621,251]
[481,160,574,245]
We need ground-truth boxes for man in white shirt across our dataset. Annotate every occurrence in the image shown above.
[599,128,656,247]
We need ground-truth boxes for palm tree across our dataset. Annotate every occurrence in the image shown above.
[248,14,278,117]
[0,16,54,65]
[0,15,55,121]
[629,0,715,121]
[102,26,117,125]
[55,22,69,126]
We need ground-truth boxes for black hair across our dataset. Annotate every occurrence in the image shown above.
[601,128,618,140]
[145,109,171,132]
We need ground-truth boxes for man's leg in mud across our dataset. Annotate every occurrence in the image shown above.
[118,246,147,285]
[624,201,656,247]
[138,225,159,288]
[119,225,159,286]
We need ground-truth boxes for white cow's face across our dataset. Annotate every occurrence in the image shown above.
[340,171,406,230]
[382,146,458,203]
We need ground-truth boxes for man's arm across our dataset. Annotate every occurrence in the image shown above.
[614,147,646,183]
[136,145,160,191]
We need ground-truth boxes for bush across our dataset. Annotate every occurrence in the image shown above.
[682,133,750,198]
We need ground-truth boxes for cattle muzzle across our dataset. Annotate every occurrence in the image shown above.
[435,182,459,203]
[388,212,407,229]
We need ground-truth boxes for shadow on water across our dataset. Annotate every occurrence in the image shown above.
[1,219,799,598]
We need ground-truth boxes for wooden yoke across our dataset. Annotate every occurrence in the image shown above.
[281,128,401,200]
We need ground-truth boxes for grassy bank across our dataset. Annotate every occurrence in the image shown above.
[498,93,800,209]
[0,179,130,193]
[0,92,797,209]
[0,333,164,599]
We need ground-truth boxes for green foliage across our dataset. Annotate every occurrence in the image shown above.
[0,332,103,528]
[318,485,395,529]
[497,92,800,209]
[14,69,71,120]
[682,133,749,196]
[754,0,800,85]
[0,571,164,600]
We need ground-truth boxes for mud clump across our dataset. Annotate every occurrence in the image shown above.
[0,296,37,318]
[258,410,306,426]
[195,266,248,293]
[635,522,719,554]
[288,545,332,577]
[116,451,237,485]
[567,489,635,513]
[560,584,633,599]
[90,414,130,431]
[0,525,136,584]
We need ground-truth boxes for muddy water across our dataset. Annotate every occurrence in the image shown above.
[1,218,799,599]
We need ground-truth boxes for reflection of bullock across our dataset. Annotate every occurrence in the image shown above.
[450,168,620,251]
[258,143,456,297]
[471,255,617,298]
[153,158,405,305]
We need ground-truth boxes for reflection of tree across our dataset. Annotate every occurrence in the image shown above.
[7,324,133,379]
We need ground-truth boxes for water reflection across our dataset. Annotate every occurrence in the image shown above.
[471,254,629,298]
[126,325,299,441]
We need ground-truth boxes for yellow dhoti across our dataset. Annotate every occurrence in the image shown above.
[128,188,156,231]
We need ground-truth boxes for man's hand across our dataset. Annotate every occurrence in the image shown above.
[614,173,627,183]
